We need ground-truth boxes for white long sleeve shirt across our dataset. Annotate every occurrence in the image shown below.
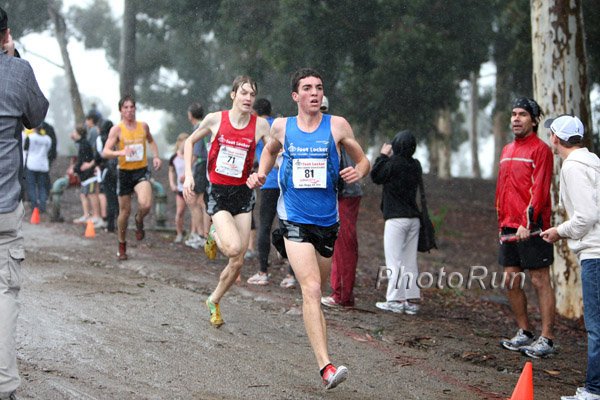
[556,147,600,260]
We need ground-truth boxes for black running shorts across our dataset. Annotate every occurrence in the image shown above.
[498,227,554,269]
[205,183,255,216]
[117,167,150,196]
[278,219,339,258]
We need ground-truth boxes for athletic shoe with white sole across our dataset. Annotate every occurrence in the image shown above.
[500,328,534,351]
[375,301,404,313]
[322,364,348,390]
[280,275,297,288]
[561,387,600,399]
[520,336,555,358]
[247,272,269,285]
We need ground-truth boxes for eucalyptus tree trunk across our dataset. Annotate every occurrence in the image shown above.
[47,1,85,124]
[531,0,592,319]
[435,107,452,179]
[119,0,137,97]
[469,71,481,178]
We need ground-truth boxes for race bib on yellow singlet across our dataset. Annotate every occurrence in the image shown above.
[215,145,248,178]
[292,158,327,189]
[125,143,144,162]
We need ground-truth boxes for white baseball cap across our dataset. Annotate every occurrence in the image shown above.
[320,96,329,112]
[544,115,584,141]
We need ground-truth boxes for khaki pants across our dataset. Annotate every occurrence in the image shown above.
[0,202,24,396]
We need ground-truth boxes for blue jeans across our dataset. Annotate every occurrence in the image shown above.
[25,169,49,213]
[582,258,600,395]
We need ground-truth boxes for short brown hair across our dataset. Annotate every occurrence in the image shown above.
[291,68,323,93]
[231,75,257,96]
[118,94,136,111]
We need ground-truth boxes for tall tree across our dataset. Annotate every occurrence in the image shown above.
[469,71,482,178]
[531,0,591,318]
[119,0,137,97]
[47,0,84,124]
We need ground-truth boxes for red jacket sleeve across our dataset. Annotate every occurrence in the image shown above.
[526,143,553,228]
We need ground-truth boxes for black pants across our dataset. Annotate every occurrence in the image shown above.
[258,189,280,273]
[104,168,119,232]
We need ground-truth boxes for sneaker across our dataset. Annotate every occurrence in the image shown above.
[92,217,106,229]
[73,215,88,224]
[206,297,224,327]
[204,225,217,260]
[500,329,534,351]
[135,214,145,241]
[321,296,341,308]
[173,233,184,244]
[247,272,269,285]
[322,364,348,390]
[280,275,297,289]
[117,242,128,261]
[521,336,555,358]
[375,301,404,313]
[185,233,202,249]
[403,301,420,315]
[561,387,600,399]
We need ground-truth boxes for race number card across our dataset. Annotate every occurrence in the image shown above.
[292,158,327,189]
[215,145,248,178]
[125,144,144,162]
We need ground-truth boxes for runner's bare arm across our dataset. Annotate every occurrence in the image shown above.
[102,125,125,159]
[144,122,162,171]
[332,116,370,184]
[183,112,220,202]
[247,117,284,189]
[255,116,270,146]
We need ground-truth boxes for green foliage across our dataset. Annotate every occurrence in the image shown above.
[16,0,597,149]
[583,0,600,85]
[430,205,448,233]
[1,0,51,37]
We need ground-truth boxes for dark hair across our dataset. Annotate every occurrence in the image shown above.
[188,102,204,120]
[118,94,135,111]
[100,119,113,137]
[512,97,543,132]
[0,7,7,32]
[253,98,272,116]
[231,75,257,97]
[86,110,100,125]
[291,68,323,93]
[557,136,583,148]
[75,124,87,139]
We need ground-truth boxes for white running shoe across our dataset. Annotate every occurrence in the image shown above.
[247,272,269,285]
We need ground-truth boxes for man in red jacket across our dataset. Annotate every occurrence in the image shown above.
[496,97,556,358]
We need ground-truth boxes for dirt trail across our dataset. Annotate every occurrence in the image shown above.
[12,159,586,399]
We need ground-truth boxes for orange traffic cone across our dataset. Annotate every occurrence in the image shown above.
[30,207,40,224]
[510,361,534,400]
[84,219,96,238]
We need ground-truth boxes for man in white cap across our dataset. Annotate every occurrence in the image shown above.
[541,115,600,400]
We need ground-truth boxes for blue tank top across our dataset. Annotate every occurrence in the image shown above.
[259,116,279,190]
[277,114,339,226]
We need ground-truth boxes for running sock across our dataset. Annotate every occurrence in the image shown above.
[206,296,217,313]
[523,330,534,338]
[320,363,334,377]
